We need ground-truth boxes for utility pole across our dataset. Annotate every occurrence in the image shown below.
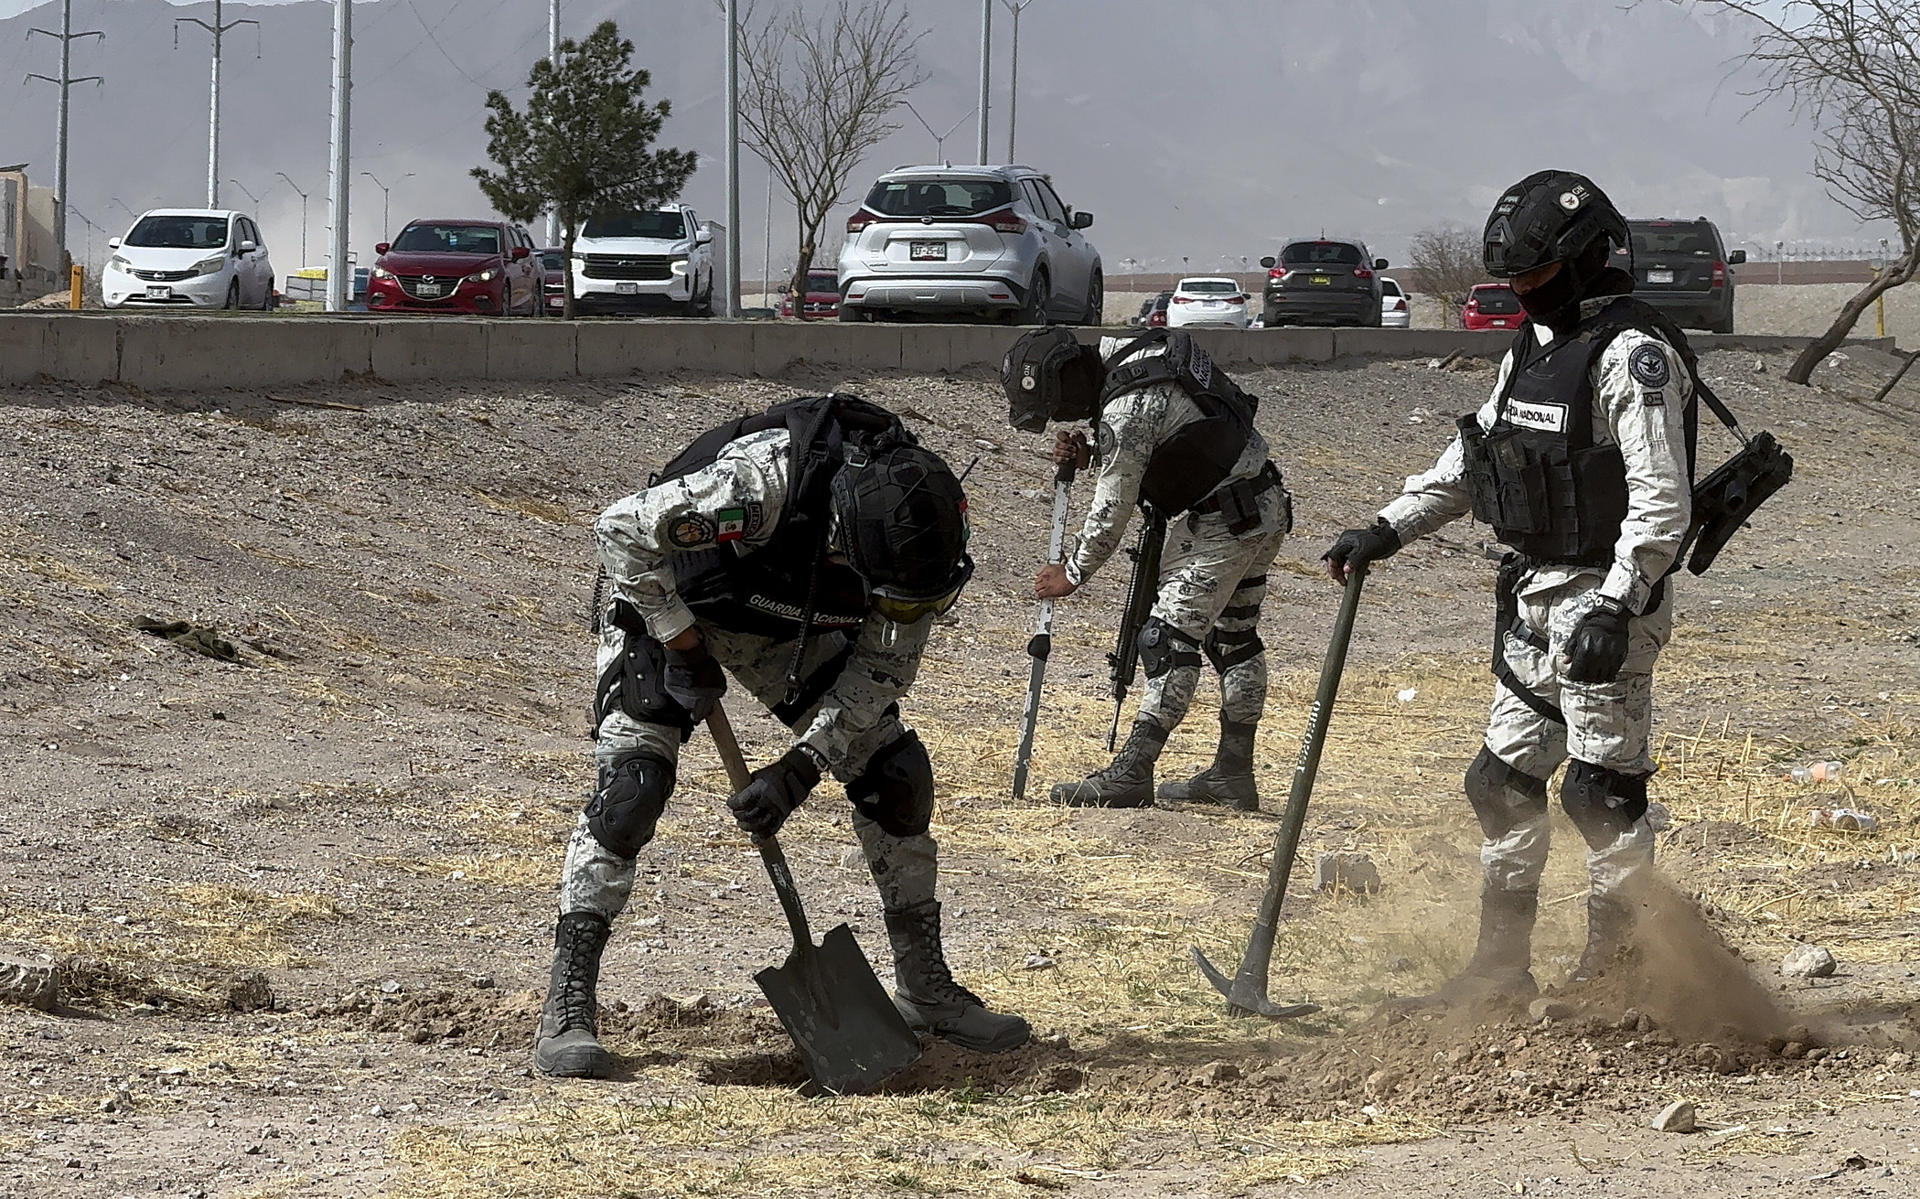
[1000,0,1039,161]
[25,0,104,266]
[276,172,310,269]
[546,0,560,246]
[976,0,992,164]
[176,0,260,209]
[725,0,742,316]
[326,0,352,312]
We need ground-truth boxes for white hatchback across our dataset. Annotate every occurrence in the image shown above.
[1379,276,1411,328]
[1165,277,1251,329]
[103,209,275,310]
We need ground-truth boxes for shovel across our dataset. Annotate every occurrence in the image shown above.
[707,702,923,1093]
[1191,566,1369,1019]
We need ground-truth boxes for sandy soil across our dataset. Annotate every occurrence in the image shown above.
[1,340,1917,1198]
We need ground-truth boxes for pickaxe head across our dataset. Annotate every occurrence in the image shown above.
[1190,945,1321,1021]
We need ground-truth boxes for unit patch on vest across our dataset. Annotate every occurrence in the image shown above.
[1502,398,1570,433]
[1628,342,1671,389]
[1095,419,1116,463]
[667,513,718,548]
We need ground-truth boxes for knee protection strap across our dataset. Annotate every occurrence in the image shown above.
[1204,627,1264,671]
[1560,759,1650,851]
[585,753,675,858]
[1138,618,1202,680]
[594,626,694,742]
[1464,745,1549,839]
[847,730,935,837]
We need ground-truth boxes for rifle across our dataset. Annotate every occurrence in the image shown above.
[1011,459,1077,801]
[1106,505,1168,750]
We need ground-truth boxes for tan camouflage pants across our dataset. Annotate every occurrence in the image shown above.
[1481,569,1671,898]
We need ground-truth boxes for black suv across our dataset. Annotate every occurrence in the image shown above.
[1260,238,1389,327]
[1621,218,1746,333]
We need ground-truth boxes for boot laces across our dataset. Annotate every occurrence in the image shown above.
[897,905,982,1008]
[554,919,605,1031]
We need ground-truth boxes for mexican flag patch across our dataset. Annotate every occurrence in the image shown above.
[717,507,748,542]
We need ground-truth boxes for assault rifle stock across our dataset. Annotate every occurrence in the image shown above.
[1106,506,1168,750]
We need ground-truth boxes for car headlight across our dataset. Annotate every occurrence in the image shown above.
[465,268,498,284]
[190,255,228,277]
[670,257,689,276]
[371,267,394,280]
[108,255,132,272]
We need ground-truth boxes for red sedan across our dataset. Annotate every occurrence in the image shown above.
[1462,282,1525,331]
[366,219,542,316]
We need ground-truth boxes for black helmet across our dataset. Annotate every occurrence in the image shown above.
[1000,326,1104,432]
[831,441,973,623]
[1483,170,1628,279]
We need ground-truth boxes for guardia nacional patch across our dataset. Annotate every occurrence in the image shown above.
[1628,342,1671,390]
[667,513,718,548]
[1095,419,1116,463]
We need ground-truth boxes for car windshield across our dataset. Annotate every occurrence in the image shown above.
[864,177,1014,218]
[125,215,229,249]
[1474,286,1521,314]
[539,251,565,271]
[582,211,687,239]
[807,271,839,291]
[1629,223,1716,257]
[392,224,502,255]
[1282,241,1363,267]
[1381,279,1403,296]
[1181,279,1240,295]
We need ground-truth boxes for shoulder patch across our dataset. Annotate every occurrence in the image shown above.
[1095,419,1116,463]
[667,513,718,548]
[1628,342,1671,389]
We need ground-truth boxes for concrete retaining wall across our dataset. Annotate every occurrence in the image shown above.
[0,313,1897,390]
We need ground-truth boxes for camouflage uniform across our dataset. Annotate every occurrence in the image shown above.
[1051,337,1290,808]
[1379,294,1692,909]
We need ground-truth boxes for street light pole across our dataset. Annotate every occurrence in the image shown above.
[360,171,413,241]
[227,178,260,206]
[175,0,259,208]
[1000,0,1040,161]
[976,0,992,164]
[25,0,104,266]
[276,172,310,268]
[325,0,351,312]
[903,100,975,164]
[547,0,560,246]
[725,0,741,315]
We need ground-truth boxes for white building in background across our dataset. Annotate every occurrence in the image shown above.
[1,167,64,305]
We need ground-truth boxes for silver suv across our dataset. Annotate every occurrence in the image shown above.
[837,165,1101,324]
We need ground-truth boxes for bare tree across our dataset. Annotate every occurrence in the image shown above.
[732,0,928,304]
[1683,0,1919,383]
[1407,223,1485,327]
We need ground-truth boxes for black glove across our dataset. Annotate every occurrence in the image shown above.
[1321,519,1402,581]
[727,746,823,839]
[1565,601,1630,684]
[662,641,727,723]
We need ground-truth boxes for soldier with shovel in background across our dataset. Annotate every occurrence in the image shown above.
[1001,327,1292,810]
[534,393,1030,1078]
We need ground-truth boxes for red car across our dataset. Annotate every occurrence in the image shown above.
[778,269,842,319]
[1462,282,1524,331]
[366,218,542,316]
[538,248,566,315]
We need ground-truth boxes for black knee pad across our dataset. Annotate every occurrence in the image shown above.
[1463,746,1549,839]
[1204,627,1264,671]
[847,731,934,837]
[1138,618,1201,680]
[594,612,694,742]
[1560,759,1650,850]
[585,753,675,858]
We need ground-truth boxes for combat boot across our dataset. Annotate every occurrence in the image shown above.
[1156,719,1259,811]
[1048,721,1166,808]
[533,911,614,1078]
[1420,887,1539,1006]
[883,900,1031,1054]
[1567,893,1635,985]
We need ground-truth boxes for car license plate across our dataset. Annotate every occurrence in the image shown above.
[909,240,947,261]
[616,282,640,295]
[1309,275,1331,285]
[1647,269,1674,284]
[1494,319,1512,328]
[416,282,443,297]
[145,285,170,300]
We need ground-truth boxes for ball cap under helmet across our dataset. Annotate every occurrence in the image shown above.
[1483,170,1628,279]
[831,441,974,623]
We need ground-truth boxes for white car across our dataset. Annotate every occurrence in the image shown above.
[103,209,275,310]
[571,205,715,316]
[1380,276,1411,328]
[1165,277,1251,329]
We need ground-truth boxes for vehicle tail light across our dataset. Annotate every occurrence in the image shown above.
[1149,311,1166,327]
[1172,295,1194,304]
[1354,267,1374,280]
[1227,294,1245,304]
[1710,261,1727,286]
[978,206,1028,234]
[1268,267,1288,281]
[845,208,878,234]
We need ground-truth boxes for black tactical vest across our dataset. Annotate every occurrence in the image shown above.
[651,396,899,637]
[1460,298,1697,567]
[1099,331,1259,514]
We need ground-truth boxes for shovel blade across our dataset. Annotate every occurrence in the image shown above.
[1190,945,1322,1021]
[755,923,922,1094]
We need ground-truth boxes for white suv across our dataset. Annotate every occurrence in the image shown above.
[571,205,714,316]
[837,165,1101,324]
[103,209,276,310]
